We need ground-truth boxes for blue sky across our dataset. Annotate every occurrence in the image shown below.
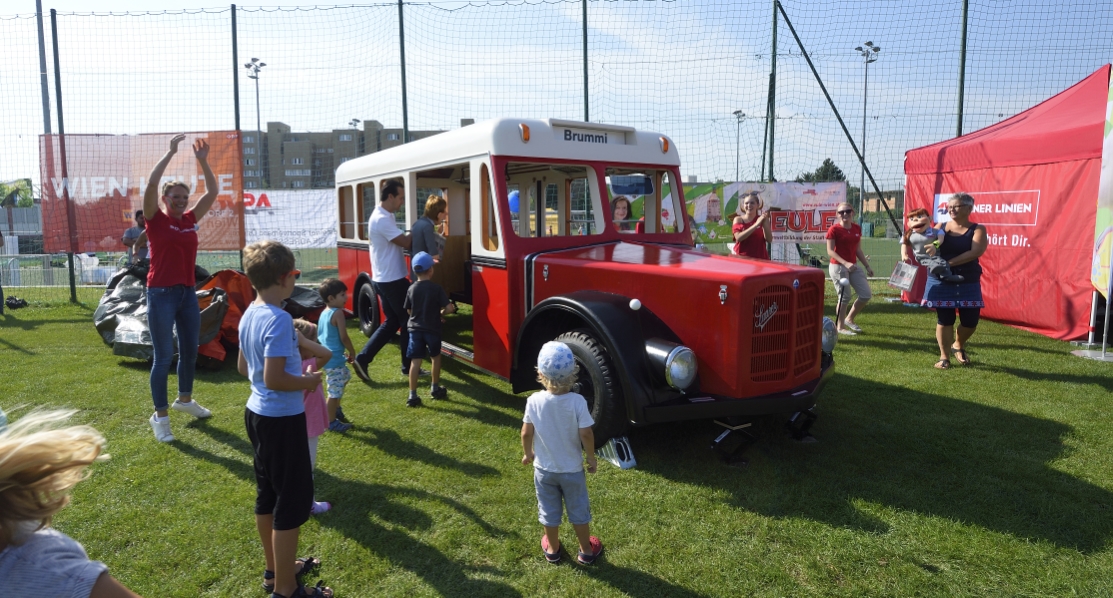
[4,0,1111,194]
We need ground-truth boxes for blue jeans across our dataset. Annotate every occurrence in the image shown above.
[534,468,592,526]
[356,277,412,373]
[147,285,200,412]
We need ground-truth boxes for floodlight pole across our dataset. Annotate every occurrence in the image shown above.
[733,110,745,183]
[245,58,265,186]
[856,42,879,222]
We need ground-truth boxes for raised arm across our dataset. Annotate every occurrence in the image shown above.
[189,139,219,221]
[732,214,768,243]
[143,134,186,216]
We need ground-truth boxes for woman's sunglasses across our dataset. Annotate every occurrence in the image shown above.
[837,209,854,215]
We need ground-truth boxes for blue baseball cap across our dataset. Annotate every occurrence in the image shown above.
[412,251,434,273]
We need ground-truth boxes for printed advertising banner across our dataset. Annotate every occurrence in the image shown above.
[244,190,337,248]
[39,132,244,253]
[683,181,846,245]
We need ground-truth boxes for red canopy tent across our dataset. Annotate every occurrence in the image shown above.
[903,64,1110,340]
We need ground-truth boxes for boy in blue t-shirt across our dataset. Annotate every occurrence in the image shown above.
[316,278,356,431]
[238,240,331,598]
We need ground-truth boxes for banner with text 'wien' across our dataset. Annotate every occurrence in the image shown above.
[39,132,244,253]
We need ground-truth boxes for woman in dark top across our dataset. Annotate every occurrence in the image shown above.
[911,192,988,369]
[732,192,771,259]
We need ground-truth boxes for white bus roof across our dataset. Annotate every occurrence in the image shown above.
[335,118,680,184]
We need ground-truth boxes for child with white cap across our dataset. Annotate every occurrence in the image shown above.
[520,341,603,565]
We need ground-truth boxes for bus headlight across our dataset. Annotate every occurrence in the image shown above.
[821,317,838,353]
[646,338,698,390]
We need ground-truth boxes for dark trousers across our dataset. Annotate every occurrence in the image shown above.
[357,277,411,373]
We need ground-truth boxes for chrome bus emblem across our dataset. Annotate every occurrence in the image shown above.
[755,302,778,331]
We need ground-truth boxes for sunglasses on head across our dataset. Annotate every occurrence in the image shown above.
[837,209,853,215]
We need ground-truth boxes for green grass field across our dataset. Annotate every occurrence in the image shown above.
[2,288,1113,596]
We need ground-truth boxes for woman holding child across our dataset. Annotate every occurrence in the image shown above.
[143,134,218,443]
[904,192,988,369]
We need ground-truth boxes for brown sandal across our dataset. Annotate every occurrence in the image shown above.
[934,359,950,369]
[951,345,971,365]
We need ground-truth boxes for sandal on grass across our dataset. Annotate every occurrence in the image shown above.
[951,344,971,365]
[576,536,604,565]
[262,557,321,592]
[934,359,951,370]
[541,535,562,564]
[271,582,333,598]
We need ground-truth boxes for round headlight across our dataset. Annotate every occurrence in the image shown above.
[664,345,698,390]
[821,316,838,353]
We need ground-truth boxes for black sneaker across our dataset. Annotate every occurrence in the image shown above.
[430,385,447,400]
[406,395,422,408]
[335,406,351,424]
[352,357,371,383]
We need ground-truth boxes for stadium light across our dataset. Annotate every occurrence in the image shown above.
[244,58,266,187]
[856,42,880,219]
[732,110,745,183]
[349,118,361,129]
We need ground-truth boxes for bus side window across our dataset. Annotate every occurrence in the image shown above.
[480,164,499,251]
[357,182,376,241]
[338,185,355,239]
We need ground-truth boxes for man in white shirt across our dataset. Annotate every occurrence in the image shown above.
[353,180,416,382]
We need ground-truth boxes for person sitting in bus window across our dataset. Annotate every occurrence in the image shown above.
[611,196,634,232]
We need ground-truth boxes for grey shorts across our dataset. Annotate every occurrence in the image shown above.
[829,262,872,304]
[534,467,592,527]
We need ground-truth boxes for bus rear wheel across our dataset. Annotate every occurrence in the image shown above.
[357,283,380,337]
[556,329,628,446]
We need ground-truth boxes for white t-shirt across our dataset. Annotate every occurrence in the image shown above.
[523,390,595,474]
[369,205,407,283]
[0,527,108,598]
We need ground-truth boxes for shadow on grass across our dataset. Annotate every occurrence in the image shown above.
[313,470,520,596]
[431,359,524,430]
[352,426,501,478]
[578,561,708,598]
[635,378,1113,553]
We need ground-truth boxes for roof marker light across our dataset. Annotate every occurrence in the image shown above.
[659,137,669,153]
[519,124,531,142]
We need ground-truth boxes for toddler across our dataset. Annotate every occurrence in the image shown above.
[403,252,456,407]
[316,279,356,430]
[292,319,338,516]
[520,341,604,565]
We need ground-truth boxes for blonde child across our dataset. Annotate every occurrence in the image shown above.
[292,319,336,517]
[315,279,356,430]
[0,408,141,597]
[238,240,332,598]
[520,341,603,565]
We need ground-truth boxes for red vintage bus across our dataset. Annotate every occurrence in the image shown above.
[334,118,836,447]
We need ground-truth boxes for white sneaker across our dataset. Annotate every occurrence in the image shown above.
[149,413,174,442]
[172,399,212,419]
[844,321,863,332]
[837,328,857,336]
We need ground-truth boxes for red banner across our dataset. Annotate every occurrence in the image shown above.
[40,132,244,253]
[905,159,1099,340]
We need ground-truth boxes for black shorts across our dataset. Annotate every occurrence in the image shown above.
[244,408,313,530]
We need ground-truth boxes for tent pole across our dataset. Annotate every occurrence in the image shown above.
[1103,236,1113,357]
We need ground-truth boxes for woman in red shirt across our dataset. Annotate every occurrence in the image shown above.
[732,192,771,259]
[143,135,219,442]
[825,202,874,335]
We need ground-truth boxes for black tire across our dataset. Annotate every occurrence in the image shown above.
[357,283,380,338]
[556,328,628,445]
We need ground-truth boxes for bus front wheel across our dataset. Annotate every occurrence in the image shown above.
[357,283,380,337]
[556,329,629,446]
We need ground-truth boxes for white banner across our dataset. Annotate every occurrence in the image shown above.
[734,181,847,243]
[244,190,337,249]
